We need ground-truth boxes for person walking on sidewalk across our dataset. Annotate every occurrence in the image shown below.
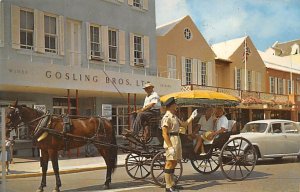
[0,133,13,174]
[161,97,197,192]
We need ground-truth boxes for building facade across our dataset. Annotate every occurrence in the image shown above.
[0,0,181,142]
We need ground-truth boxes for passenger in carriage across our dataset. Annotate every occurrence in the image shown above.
[193,107,216,154]
[193,107,228,156]
[161,97,197,192]
[124,82,161,137]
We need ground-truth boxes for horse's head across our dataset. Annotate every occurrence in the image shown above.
[6,100,23,132]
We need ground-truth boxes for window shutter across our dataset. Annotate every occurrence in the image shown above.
[128,0,133,6]
[274,77,278,94]
[101,25,109,62]
[58,15,64,55]
[181,57,186,85]
[118,30,125,65]
[283,79,286,94]
[34,9,45,53]
[167,55,171,78]
[256,72,262,92]
[241,68,245,90]
[11,5,20,49]
[86,22,91,60]
[0,2,4,47]
[192,59,197,85]
[129,33,134,66]
[251,71,256,91]
[197,60,202,85]
[207,61,212,86]
[143,35,149,68]
[234,67,237,89]
[292,80,295,94]
[142,0,148,10]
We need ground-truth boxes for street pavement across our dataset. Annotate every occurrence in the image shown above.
[0,154,128,179]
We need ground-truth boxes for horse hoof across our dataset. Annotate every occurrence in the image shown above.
[103,184,110,190]
[52,189,60,192]
[36,189,43,192]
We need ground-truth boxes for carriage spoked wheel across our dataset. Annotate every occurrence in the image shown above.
[150,151,183,187]
[219,137,257,181]
[125,153,152,179]
[190,148,220,174]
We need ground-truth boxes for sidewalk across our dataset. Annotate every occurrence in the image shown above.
[0,154,128,179]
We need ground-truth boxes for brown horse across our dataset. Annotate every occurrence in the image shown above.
[5,100,118,192]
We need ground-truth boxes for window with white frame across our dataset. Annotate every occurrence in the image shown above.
[288,80,293,94]
[20,10,34,50]
[185,58,192,84]
[44,15,57,53]
[133,0,142,8]
[134,35,143,64]
[236,68,241,90]
[90,25,102,59]
[278,78,284,94]
[201,62,207,86]
[270,77,275,93]
[247,70,252,91]
[108,29,118,62]
[184,28,192,40]
[167,55,176,79]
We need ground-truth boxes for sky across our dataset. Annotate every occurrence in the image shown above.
[155,0,300,51]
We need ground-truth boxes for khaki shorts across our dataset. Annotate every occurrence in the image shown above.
[164,135,182,160]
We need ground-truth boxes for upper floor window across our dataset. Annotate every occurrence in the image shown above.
[278,78,284,94]
[184,28,192,40]
[20,10,34,50]
[90,25,102,60]
[134,35,143,64]
[247,70,252,91]
[288,80,293,94]
[108,29,118,62]
[167,55,176,79]
[44,15,57,53]
[133,0,142,8]
[185,58,192,84]
[201,62,207,86]
[270,77,275,93]
[236,68,241,90]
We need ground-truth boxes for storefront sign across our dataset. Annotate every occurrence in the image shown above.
[2,62,181,95]
[102,104,112,120]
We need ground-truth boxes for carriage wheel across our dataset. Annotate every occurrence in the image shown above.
[219,137,257,181]
[191,148,220,174]
[125,153,151,179]
[150,151,183,187]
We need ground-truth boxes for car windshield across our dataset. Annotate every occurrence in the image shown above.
[241,123,268,133]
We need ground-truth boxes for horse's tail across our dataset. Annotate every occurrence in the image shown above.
[108,119,118,173]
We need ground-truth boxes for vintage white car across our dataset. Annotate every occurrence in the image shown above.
[234,119,300,160]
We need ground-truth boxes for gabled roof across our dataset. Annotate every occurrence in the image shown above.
[156,16,186,36]
[211,36,246,60]
[258,50,300,73]
[271,39,300,56]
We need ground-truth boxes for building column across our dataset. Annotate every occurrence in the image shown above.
[249,109,253,122]
[264,110,271,119]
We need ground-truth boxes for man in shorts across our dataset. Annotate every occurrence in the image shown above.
[161,97,197,192]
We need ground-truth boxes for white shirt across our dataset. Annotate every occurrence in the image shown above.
[143,91,161,110]
[228,120,236,131]
[197,115,215,132]
[215,115,228,131]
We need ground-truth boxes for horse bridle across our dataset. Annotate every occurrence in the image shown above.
[6,106,23,131]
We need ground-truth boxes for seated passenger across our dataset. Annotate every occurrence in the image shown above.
[194,107,228,156]
[193,108,216,154]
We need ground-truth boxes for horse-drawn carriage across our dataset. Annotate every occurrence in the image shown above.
[4,90,257,191]
[123,90,257,187]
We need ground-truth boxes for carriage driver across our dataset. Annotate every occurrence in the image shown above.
[162,97,197,192]
[125,82,161,137]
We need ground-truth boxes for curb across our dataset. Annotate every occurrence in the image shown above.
[1,164,125,179]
